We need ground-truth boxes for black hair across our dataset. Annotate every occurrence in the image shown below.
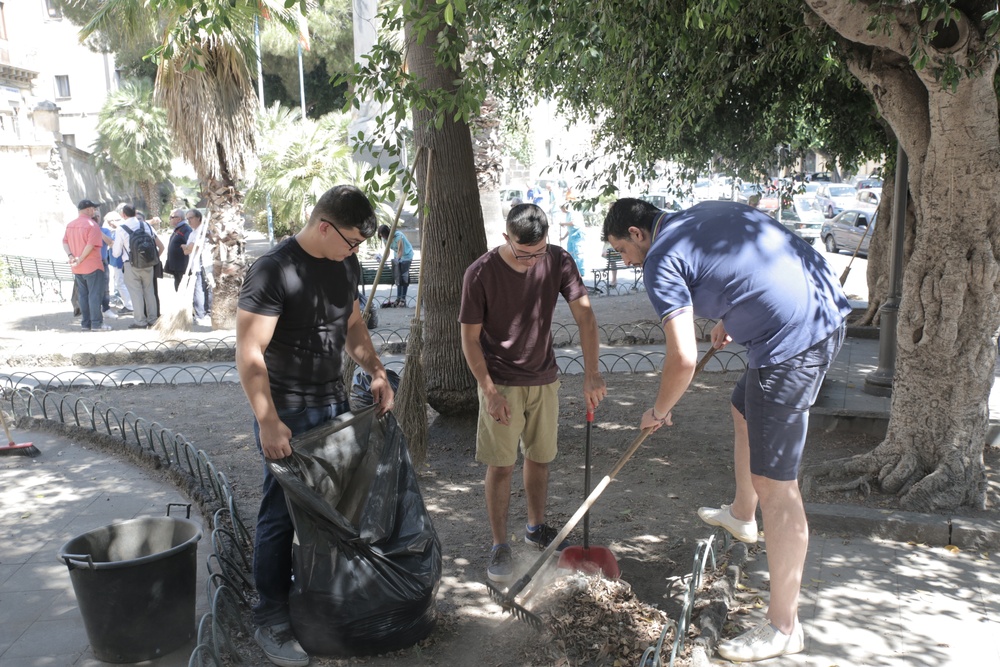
[506,203,548,245]
[121,204,136,218]
[602,198,661,241]
[311,185,378,238]
[378,224,390,240]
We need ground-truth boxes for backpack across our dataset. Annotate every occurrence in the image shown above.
[122,221,159,269]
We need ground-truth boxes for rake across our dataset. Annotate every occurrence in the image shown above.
[485,347,718,630]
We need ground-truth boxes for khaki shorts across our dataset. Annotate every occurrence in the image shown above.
[476,381,561,467]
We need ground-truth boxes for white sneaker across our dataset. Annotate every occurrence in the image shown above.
[195,316,212,327]
[103,309,118,320]
[718,620,804,662]
[697,504,759,543]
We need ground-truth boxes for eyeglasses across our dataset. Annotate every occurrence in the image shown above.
[506,238,548,261]
[169,215,180,220]
[321,218,365,250]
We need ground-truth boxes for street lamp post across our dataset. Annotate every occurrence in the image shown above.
[864,143,908,396]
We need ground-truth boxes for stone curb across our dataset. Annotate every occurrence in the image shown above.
[806,502,1000,549]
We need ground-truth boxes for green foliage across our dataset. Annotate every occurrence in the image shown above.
[91,78,173,190]
[244,103,367,238]
[260,0,354,117]
[339,0,483,202]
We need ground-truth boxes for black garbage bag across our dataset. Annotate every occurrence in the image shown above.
[266,407,441,657]
[351,367,401,410]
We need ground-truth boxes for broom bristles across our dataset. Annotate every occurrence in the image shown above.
[156,272,197,338]
[396,319,428,466]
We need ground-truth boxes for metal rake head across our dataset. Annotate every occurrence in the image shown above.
[484,580,544,631]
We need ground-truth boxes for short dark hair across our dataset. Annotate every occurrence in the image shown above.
[602,198,660,241]
[506,203,548,245]
[186,209,202,223]
[310,185,377,238]
[377,224,390,240]
[121,204,136,218]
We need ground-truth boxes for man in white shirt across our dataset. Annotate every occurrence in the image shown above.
[182,209,213,327]
[112,205,164,329]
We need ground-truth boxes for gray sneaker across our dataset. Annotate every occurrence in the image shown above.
[254,622,309,667]
[487,543,514,583]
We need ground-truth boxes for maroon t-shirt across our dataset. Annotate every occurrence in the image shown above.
[459,245,588,385]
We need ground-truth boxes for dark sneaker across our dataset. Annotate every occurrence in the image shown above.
[117,307,133,315]
[254,622,309,667]
[487,543,514,583]
[524,524,569,551]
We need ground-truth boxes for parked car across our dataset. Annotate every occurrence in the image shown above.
[855,188,881,208]
[855,177,883,190]
[815,183,859,218]
[780,194,825,244]
[735,183,766,205]
[821,209,877,256]
[640,192,690,211]
[500,188,525,216]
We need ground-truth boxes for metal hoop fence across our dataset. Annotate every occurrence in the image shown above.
[1,388,255,666]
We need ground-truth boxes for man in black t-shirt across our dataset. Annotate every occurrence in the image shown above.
[163,209,192,291]
[236,185,394,667]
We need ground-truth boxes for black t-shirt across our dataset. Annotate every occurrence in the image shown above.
[238,237,360,410]
[164,223,192,276]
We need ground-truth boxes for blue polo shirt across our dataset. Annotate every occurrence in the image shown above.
[644,201,851,368]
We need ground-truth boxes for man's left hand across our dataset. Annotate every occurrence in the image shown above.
[584,372,607,411]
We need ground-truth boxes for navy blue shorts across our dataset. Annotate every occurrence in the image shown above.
[731,324,845,481]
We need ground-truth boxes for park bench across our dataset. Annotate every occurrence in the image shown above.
[0,254,75,299]
[359,258,421,289]
[591,250,643,294]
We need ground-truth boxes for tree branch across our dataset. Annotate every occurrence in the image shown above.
[803,0,916,57]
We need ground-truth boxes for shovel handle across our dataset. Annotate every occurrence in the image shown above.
[504,347,716,601]
[507,426,654,599]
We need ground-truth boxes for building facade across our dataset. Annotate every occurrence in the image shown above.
[0,0,121,255]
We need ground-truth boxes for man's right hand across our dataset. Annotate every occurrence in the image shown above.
[485,390,511,426]
[258,419,294,460]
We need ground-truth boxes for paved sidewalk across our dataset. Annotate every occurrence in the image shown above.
[3,331,1000,665]
[733,533,1000,666]
[0,431,210,666]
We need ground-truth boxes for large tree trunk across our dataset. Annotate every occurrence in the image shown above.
[804,2,1000,510]
[406,19,489,415]
[203,174,246,330]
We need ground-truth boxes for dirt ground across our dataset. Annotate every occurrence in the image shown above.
[34,288,900,667]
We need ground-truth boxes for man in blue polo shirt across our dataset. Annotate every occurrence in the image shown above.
[603,199,850,663]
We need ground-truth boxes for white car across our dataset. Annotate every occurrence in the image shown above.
[779,194,825,244]
[815,184,859,218]
[855,188,881,209]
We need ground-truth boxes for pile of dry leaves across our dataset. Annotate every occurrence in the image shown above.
[523,573,677,666]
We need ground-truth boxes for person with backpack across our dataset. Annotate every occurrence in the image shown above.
[112,204,164,329]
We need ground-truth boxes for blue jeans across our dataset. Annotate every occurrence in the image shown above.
[75,269,104,330]
[193,268,212,319]
[101,260,110,312]
[391,259,412,300]
[251,401,350,628]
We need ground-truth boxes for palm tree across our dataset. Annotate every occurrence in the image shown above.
[246,103,360,239]
[92,78,172,216]
[80,0,305,323]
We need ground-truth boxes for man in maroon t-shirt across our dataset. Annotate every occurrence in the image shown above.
[460,203,607,584]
